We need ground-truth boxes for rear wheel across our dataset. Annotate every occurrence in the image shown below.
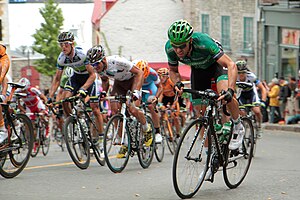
[63,116,90,170]
[138,116,155,168]
[31,126,40,157]
[104,114,130,173]
[223,117,254,189]
[172,118,211,199]
[0,114,34,178]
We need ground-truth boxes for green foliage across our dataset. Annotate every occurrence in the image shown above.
[32,0,64,77]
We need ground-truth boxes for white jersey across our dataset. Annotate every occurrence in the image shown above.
[236,72,260,92]
[102,55,135,81]
[56,47,89,75]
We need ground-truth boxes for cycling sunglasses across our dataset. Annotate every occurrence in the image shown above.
[171,42,188,49]
[59,42,73,47]
[91,58,105,67]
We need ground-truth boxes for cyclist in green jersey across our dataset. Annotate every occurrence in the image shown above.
[165,19,244,150]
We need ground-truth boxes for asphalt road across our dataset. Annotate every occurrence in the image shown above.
[1,129,300,200]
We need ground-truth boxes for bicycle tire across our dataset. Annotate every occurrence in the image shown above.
[172,118,211,199]
[41,128,50,156]
[63,116,90,170]
[104,114,130,173]
[137,115,155,169]
[164,121,177,155]
[0,114,34,178]
[154,122,165,162]
[223,117,254,189]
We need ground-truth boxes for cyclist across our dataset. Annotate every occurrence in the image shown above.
[165,19,244,150]
[86,45,153,158]
[236,60,267,138]
[48,32,104,144]
[132,59,163,143]
[157,67,182,139]
[0,44,11,144]
[16,78,49,152]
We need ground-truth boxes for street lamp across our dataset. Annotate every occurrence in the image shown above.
[20,45,35,78]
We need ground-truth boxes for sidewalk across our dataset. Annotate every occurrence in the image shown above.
[262,122,300,133]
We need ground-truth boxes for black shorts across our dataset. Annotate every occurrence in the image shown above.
[191,62,227,91]
[162,95,175,106]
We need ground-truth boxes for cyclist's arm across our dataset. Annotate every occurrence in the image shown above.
[1,76,8,96]
[257,82,267,102]
[101,75,110,92]
[216,54,237,90]
[155,81,163,100]
[49,69,63,99]
[169,65,181,85]
[0,56,10,84]
[80,64,96,91]
[130,65,143,91]
[39,93,48,104]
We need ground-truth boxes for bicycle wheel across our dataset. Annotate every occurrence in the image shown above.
[63,116,90,170]
[172,118,211,199]
[104,114,130,173]
[31,128,40,157]
[91,134,105,166]
[154,123,165,162]
[0,114,34,179]
[252,119,258,157]
[163,121,177,155]
[41,127,50,156]
[223,117,254,189]
[137,115,155,169]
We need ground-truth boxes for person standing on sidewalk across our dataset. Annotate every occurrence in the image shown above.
[268,78,281,123]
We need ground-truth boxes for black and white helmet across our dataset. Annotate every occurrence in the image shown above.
[236,60,248,72]
[86,45,106,64]
[57,31,74,42]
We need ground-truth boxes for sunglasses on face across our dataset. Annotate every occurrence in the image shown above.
[171,42,188,49]
[59,42,72,47]
[91,59,105,67]
[238,71,246,74]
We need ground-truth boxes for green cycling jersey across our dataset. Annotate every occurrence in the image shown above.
[165,32,223,70]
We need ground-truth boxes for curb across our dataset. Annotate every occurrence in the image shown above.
[262,123,300,133]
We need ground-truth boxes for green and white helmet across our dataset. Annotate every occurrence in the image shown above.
[168,19,194,44]
[236,60,248,72]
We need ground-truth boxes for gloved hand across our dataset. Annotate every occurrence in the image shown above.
[260,100,266,108]
[78,88,88,98]
[174,81,184,91]
[47,97,53,104]
[132,90,141,101]
[99,91,107,99]
[221,88,234,103]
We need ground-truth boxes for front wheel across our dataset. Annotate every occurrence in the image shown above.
[0,114,34,179]
[63,116,90,170]
[172,118,211,199]
[137,115,155,169]
[223,117,254,189]
[41,126,50,156]
[104,114,130,173]
[154,124,165,162]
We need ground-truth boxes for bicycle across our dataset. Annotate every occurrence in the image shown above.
[62,96,105,169]
[50,104,65,152]
[29,112,50,157]
[0,82,34,179]
[172,88,254,199]
[103,91,156,173]
[158,104,179,155]
[239,103,259,157]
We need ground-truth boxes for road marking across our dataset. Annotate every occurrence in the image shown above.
[24,159,97,170]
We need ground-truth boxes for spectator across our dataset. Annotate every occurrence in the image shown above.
[296,70,300,114]
[287,77,297,116]
[279,76,290,121]
[268,78,281,123]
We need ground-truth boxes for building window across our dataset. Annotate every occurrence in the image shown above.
[221,16,230,50]
[243,17,254,53]
[201,14,209,34]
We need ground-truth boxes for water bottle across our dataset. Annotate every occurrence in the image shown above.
[220,121,232,144]
[214,124,222,135]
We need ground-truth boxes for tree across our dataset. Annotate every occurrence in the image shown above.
[32,0,64,77]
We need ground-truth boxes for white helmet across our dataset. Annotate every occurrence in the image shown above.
[19,77,30,90]
[65,67,74,77]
